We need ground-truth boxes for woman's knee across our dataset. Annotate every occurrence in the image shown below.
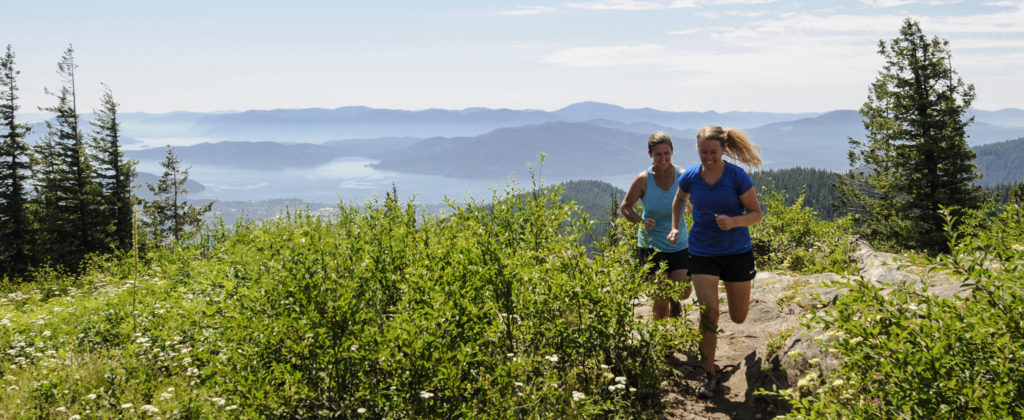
[729,311,748,324]
[699,305,719,330]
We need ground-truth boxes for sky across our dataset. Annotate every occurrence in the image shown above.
[3,0,1023,115]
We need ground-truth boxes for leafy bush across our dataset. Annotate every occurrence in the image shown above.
[776,202,1024,418]
[0,180,694,418]
[750,186,857,274]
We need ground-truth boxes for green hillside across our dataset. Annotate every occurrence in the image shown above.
[750,167,841,219]
[557,179,626,248]
[974,136,1024,186]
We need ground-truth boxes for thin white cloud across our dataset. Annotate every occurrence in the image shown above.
[726,9,771,17]
[541,0,1024,103]
[668,28,704,35]
[860,0,970,7]
[495,6,560,15]
[543,44,670,66]
[703,0,778,4]
[564,0,696,10]
[859,0,916,7]
[562,0,779,10]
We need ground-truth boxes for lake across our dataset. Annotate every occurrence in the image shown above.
[134,155,634,205]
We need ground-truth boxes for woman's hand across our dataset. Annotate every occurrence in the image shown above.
[715,214,734,231]
[667,228,679,244]
[642,218,656,230]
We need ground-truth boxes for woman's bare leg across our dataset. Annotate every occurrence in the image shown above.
[692,274,720,374]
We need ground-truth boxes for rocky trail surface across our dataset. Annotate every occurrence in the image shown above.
[638,243,963,419]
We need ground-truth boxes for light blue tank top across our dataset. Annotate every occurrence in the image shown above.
[637,165,688,252]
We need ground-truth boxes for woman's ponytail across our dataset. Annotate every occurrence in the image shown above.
[697,125,762,168]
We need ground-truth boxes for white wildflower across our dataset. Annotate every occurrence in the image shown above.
[121,403,133,409]
[357,407,367,414]
[160,392,173,400]
[56,406,67,412]
[226,405,238,411]
[808,358,821,366]
[797,372,819,389]
[600,364,610,369]
[545,355,559,363]
[608,385,617,392]
[3,375,14,381]
[186,367,199,376]
[419,390,434,399]
[832,379,845,387]
[1012,244,1023,251]
[210,397,226,406]
[141,404,159,414]
[69,416,81,420]
[629,387,637,392]
[824,330,845,338]
[42,330,51,337]
[614,376,627,385]
[572,391,585,401]
[514,382,524,387]
[6,385,18,391]
[87,393,97,400]
[849,336,864,345]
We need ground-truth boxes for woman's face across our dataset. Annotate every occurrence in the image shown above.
[697,139,724,166]
[649,143,673,168]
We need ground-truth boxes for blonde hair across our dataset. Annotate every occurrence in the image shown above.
[647,131,673,152]
[697,125,762,168]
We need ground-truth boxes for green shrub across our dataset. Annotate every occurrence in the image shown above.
[1,179,695,418]
[751,186,857,274]
[776,202,1024,418]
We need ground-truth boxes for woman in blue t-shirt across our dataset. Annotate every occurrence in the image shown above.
[667,125,763,399]
[620,131,690,320]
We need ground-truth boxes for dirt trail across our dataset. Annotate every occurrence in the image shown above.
[640,243,962,419]
[637,271,808,419]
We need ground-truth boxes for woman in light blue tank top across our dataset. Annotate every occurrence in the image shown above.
[620,131,691,320]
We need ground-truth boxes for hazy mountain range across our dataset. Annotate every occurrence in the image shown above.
[21,102,1024,202]
[110,103,1024,178]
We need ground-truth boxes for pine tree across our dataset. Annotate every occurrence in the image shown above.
[0,45,33,277]
[144,147,212,245]
[31,45,105,270]
[838,18,981,253]
[90,84,136,251]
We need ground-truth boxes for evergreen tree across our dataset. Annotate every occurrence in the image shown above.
[144,147,212,244]
[90,84,136,251]
[838,18,981,253]
[0,45,33,277]
[31,45,105,270]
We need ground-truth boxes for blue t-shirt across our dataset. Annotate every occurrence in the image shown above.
[637,165,688,252]
[678,161,754,257]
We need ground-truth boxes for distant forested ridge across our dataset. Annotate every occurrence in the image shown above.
[974,137,1024,186]
[556,180,626,248]
[750,167,841,219]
